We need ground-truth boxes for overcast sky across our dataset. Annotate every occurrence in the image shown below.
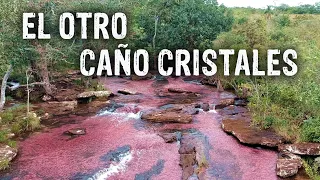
[217,0,319,8]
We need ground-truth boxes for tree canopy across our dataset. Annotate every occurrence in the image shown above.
[133,0,233,51]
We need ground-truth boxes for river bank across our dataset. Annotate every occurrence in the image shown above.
[0,75,313,179]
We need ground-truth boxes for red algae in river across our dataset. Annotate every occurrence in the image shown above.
[1,77,278,180]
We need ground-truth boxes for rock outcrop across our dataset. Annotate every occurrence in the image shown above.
[158,133,178,143]
[179,135,197,180]
[276,152,302,178]
[142,110,193,123]
[131,73,153,81]
[47,101,78,115]
[200,77,216,86]
[117,89,137,95]
[77,91,112,103]
[77,91,112,98]
[222,119,284,147]
[178,130,211,180]
[168,88,195,94]
[218,106,248,116]
[215,99,235,109]
[65,128,86,136]
[0,145,17,170]
[200,103,210,112]
[141,104,198,123]
[279,143,320,156]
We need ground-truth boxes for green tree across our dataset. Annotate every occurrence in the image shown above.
[235,18,267,48]
[133,0,233,69]
[0,0,35,110]
[134,0,233,51]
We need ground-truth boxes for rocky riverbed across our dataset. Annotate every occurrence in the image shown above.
[0,76,315,179]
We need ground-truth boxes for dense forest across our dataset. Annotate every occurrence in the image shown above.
[0,0,320,178]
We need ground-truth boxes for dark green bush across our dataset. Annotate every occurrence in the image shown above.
[237,17,248,25]
[275,15,291,27]
[301,118,320,142]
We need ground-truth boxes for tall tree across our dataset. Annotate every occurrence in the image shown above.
[134,0,234,51]
[0,0,34,110]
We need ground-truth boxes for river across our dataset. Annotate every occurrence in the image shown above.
[1,76,277,180]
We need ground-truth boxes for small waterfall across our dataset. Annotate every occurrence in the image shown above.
[208,104,217,113]
[97,102,142,121]
[89,151,134,180]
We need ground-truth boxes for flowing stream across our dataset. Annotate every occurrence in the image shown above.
[1,77,278,180]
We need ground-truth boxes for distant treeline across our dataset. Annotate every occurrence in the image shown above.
[268,3,320,14]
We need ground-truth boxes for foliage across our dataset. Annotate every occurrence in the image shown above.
[0,159,10,171]
[235,18,267,48]
[0,105,41,135]
[303,157,320,180]
[0,0,35,75]
[0,130,9,144]
[274,14,291,27]
[134,0,233,51]
[0,129,16,149]
[214,10,320,143]
[273,3,320,14]
[301,118,320,142]
[0,0,126,92]
[0,105,39,171]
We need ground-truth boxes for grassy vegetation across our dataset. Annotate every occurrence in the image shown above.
[212,9,320,143]
[0,159,10,171]
[0,104,41,168]
[303,158,320,180]
[0,105,41,145]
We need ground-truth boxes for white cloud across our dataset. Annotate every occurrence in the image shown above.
[217,0,318,8]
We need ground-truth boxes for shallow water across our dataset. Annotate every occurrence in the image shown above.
[1,77,277,180]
